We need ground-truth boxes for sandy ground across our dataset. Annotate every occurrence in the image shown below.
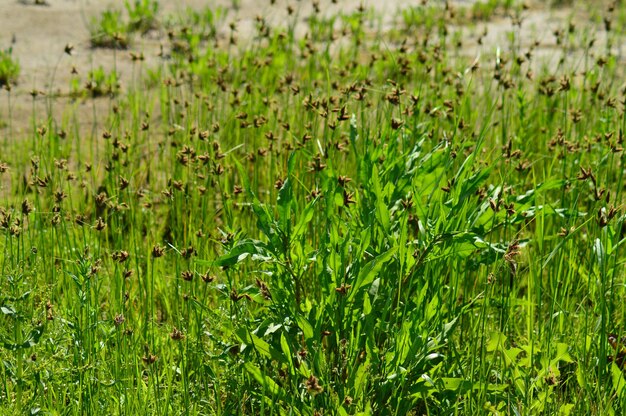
[0,0,598,135]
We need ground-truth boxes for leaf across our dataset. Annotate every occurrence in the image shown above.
[251,200,282,250]
[280,332,295,374]
[441,317,459,341]
[334,192,344,206]
[264,323,282,337]
[1,326,44,351]
[0,291,31,304]
[611,362,626,397]
[0,306,16,316]
[486,331,506,352]
[502,347,523,366]
[235,327,285,365]
[232,155,252,192]
[552,343,573,364]
[352,362,370,397]
[543,221,587,269]
[214,239,269,267]
[348,247,397,302]
[244,362,286,399]
[277,154,295,233]
[296,316,314,340]
[559,404,575,416]
[441,377,472,392]
[576,366,587,389]
[441,232,492,259]
[594,238,605,268]
[454,165,494,206]
[292,198,317,241]
[368,278,380,298]
[370,165,391,233]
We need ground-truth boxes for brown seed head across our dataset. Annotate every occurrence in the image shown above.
[170,327,185,341]
[152,245,165,258]
[305,375,324,394]
[114,314,125,327]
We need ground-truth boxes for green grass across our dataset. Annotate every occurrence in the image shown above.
[85,67,121,98]
[126,0,160,34]
[0,47,20,87]
[89,9,131,49]
[89,0,160,49]
[2,0,626,414]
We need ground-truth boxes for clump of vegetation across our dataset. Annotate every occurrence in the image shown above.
[471,0,515,21]
[85,67,120,97]
[3,0,626,415]
[0,47,19,86]
[89,0,161,49]
[89,9,130,49]
[126,0,160,33]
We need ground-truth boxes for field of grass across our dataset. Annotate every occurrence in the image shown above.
[2,0,626,414]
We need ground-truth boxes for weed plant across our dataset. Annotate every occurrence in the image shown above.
[2,0,626,415]
[90,1,160,49]
[0,48,20,87]
[126,0,160,34]
[89,9,131,49]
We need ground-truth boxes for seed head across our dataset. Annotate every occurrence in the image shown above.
[305,375,323,395]
[152,245,165,258]
[170,327,185,341]
[142,354,158,365]
[202,272,216,283]
[181,270,193,281]
[255,278,272,300]
[114,314,125,327]
[112,250,130,263]
[94,217,107,231]
[21,199,33,216]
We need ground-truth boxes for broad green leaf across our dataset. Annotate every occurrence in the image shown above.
[0,306,16,316]
[244,362,286,399]
[611,362,626,397]
[502,347,522,366]
[235,328,285,365]
[559,403,575,416]
[292,198,317,241]
[296,316,314,340]
[441,377,472,392]
[486,331,506,352]
[371,165,391,233]
[1,326,44,351]
[552,343,573,364]
[214,239,269,267]
[352,362,370,398]
[280,332,295,374]
[348,246,397,302]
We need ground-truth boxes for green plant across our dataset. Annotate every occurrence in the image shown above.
[125,0,160,33]
[89,9,130,49]
[85,67,120,97]
[0,47,20,86]
[3,1,626,414]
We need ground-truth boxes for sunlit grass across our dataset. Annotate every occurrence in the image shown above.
[2,0,626,414]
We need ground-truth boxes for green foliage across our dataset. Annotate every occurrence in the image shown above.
[85,67,120,97]
[125,0,160,33]
[89,1,161,49]
[0,47,20,86]
[89,9,130,49]
[3,0,626,414]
